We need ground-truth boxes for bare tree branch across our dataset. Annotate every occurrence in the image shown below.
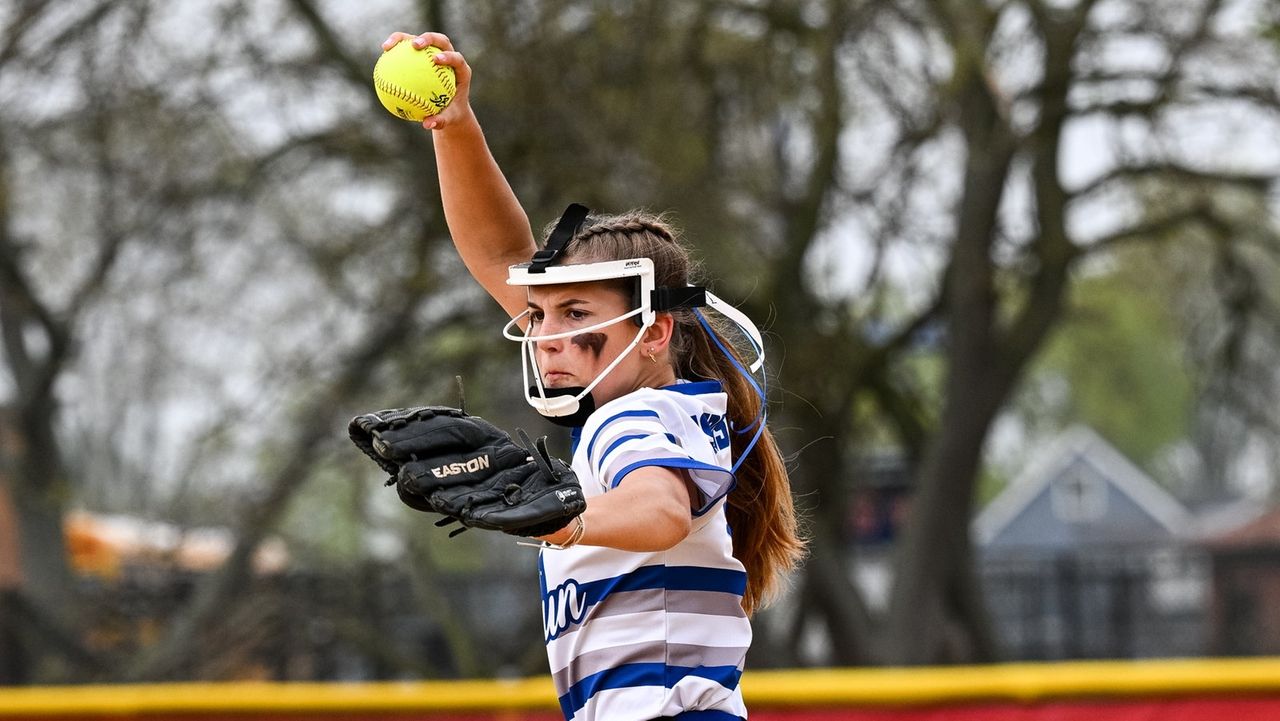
[1070,82,1280,118]
[1069,163,1276,200]
[122,287,433,680]
[1083,202,1222,254]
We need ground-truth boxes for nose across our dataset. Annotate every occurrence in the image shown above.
[532,316,566,354]
[533,336,563,356]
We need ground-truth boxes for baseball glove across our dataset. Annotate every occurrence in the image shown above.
[348,406,585,538]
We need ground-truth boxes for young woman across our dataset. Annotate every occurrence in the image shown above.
[381,31,805,721]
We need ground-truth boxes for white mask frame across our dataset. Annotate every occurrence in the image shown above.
[504,255,765,419]
[504,258,655,419]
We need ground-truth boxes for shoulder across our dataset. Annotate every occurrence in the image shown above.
[576,382,735,496]
[579,383,723,444]
[592,381,727,423]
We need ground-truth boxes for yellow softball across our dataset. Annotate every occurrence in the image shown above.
[373,41,457,121]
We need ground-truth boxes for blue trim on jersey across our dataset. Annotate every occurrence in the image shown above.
[610,458,736,516]
[597,433,681,477]
[596,433,648,472]
[671,712,746,721]
[537,553,548,598]
[570,426,583,456]
[692,309,768,474]
[558,663,743,720]
[659,380,724,396]
[576,565,747,610]
[611,457,729,489]
[585,409,662,463]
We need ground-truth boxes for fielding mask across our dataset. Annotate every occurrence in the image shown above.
[504,204,765,428]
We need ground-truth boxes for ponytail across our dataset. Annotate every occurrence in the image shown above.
[561,210,807,614]
[679,311,806,615]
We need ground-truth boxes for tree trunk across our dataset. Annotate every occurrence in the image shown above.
[0,404,96,680]
[886,377,1005,664]
[884,34,1016,663]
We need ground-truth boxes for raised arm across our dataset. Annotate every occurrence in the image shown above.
[381,32,535,319]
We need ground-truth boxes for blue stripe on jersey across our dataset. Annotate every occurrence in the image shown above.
[570,426,583,456]
[584,409,661,463]
[610,457,729,490]
[558,662,743,720]
[597,433,681,476]
[660,380,724,396]
[610,458,736,517]
[596,433,648,472]
[672,712,745,721]
[577,565,747,610]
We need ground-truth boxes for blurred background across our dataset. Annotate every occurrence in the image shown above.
[1,0,1279,686]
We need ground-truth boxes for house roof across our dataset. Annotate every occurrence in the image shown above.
[1207,505,1280,547]
[973,425,1191,546]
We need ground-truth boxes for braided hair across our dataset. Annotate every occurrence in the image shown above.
[552,210,806,615]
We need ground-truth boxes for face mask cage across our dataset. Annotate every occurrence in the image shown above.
[503,258,657,421]
[502,204,768,447]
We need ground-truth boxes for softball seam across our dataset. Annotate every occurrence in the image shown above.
[374,72,433,113]
[431,62,456,95]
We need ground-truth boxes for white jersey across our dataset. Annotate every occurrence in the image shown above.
[539,380,751,721]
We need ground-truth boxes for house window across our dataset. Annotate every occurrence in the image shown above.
[1050,461,1107,522]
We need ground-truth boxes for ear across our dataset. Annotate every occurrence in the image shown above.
[642,312,675,352]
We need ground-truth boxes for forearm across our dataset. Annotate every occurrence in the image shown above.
[433,112,536,316]
[542,469,693,553]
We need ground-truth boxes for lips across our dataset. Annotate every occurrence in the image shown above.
[543,371,574,386]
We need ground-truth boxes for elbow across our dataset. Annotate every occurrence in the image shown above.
[651,503,693,551]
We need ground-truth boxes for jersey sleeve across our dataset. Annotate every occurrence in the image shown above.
[581,390,735,516]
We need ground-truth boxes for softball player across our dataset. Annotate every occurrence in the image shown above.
[380,31,806,721]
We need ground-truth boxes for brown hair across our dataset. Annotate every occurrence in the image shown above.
[556,210,806,614]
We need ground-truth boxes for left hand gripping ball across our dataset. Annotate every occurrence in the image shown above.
[373,41,457,121]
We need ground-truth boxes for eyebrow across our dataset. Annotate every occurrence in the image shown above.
[527,298,590,311]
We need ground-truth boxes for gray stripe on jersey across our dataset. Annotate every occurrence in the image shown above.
[590,589,748,622]
[549,589,748,652]
[667,590,748,618]
[552,641,750,692]
[551,641,663,691]
[667,642,750,669]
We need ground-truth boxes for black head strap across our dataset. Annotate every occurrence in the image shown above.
[652,286,707,311]
[529,203,590,273]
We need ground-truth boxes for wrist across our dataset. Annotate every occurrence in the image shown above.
[542,515,586,550]
[430,105,480,136]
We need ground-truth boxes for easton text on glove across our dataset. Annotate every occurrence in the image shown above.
[348,406,585,538]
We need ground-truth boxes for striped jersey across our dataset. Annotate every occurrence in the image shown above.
[539,380,751,721]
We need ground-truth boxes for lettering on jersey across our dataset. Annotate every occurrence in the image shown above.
[698,413,731,452]
[430,454,491,478]
[543,578,587,641]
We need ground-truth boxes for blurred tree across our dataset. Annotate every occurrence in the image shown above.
[1002,181,1280,506]
[0,0,492,681]
[1,0,187,676]
[357,0,1280,666]
[1008,250,1196,480]
[873,0,1280,664]
[1165,188,1280,503]
[1,0,1278,682]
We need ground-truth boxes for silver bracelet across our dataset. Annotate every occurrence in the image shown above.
[514,515,586,550]
[546,515,586,550]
